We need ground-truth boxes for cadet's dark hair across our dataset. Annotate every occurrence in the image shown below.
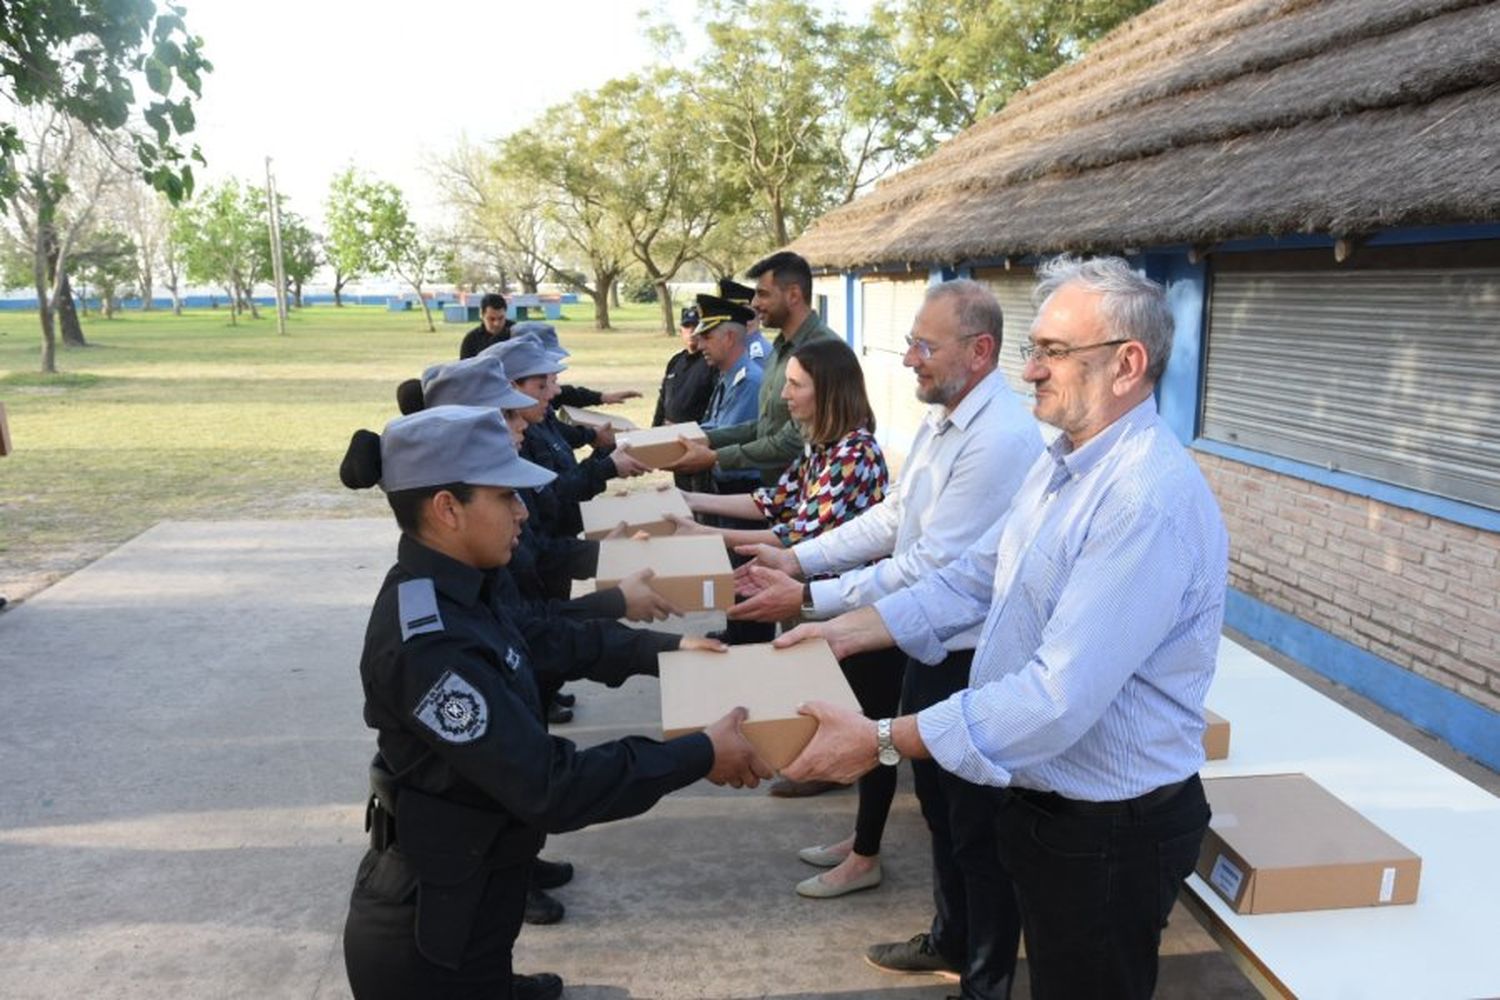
[746,251,812,303]
[338,428,473,534]
[480,292,507,313]
[395,378,425,415]
[789,338,876,445]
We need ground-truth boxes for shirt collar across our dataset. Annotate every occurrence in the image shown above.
[775,311,823,352]
[1048,395,1159,481]
[928,368,1005,434]
[398,533,489,608]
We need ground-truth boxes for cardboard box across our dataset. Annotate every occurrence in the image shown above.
[659,638,860,770]
[579,489,693,540]
[0,402,10,457]
[594,534,733,611]
[615,421,707,469]
[560,404,637,432]
[1197,773,1421,914]
[1203,708,1230,760]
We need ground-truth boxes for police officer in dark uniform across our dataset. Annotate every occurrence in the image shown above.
[338,405,769,1000]
[653,305,717,490]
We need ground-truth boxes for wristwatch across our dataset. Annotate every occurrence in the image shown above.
[876,718,900,767]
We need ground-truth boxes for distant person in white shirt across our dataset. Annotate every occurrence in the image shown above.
[777,256,1229,1000]
[733,279,1041,996]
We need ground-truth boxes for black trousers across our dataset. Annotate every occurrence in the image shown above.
[995,774,1210,1000]
[344,846,531,1000]
[903,650,1021,1000]
[839,647,908,856]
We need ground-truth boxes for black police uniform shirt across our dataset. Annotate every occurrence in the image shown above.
[652,349,715,427]
[458,321,512,359]
[522,417,612,537]
[361,533,713,833]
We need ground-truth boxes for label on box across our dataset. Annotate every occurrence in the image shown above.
[1379,866,1396,903]
[1209,854,1244,903]
[702,580,714,608]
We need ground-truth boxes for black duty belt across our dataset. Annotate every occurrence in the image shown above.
[1009,775,1195,820]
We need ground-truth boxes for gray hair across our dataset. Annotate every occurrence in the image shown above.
[925,278,1003,366]
[1033,255,1174,383]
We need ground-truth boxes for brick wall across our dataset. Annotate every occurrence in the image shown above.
[1196,452,1500,714]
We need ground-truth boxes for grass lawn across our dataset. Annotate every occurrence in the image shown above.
[0,302,679,601]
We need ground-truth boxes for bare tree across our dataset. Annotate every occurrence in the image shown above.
[4,109,130,371]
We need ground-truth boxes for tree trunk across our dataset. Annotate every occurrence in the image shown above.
[333,272,348,307]
[655,280,674,335]
[414,286,435,332]
[588,266,616,330]
[609,280,621,309]
[521,272,539,294]
[292,279,304,309]
[770,189,789,247]
[224,287,238,326]
[103,293,116,320]
[57,272,87,346]
[33,273,57,374]
[140,274,154,311]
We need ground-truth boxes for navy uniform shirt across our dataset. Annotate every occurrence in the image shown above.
[652,349,715,427]
[360,534,712,829]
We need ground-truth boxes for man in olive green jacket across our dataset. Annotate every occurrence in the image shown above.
[668,251,842,486]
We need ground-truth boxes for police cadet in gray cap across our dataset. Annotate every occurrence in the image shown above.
[338,405,770,1000]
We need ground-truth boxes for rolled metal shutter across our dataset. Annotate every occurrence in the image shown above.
[973,267,1038,398]
[1202,264,1500,510]
[859,275,929,355]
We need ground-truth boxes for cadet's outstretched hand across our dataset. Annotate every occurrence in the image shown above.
[704,706,774,788]
[592,424,617,450]
[678,635,729,653]
[612,451,650,478]
[617,568,680,621]
[600,389,642,405]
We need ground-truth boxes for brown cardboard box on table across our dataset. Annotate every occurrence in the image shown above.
[594,534,733,611]
[1196,773,1421,914]
[659,638,859,770]
[615,421,707,469]
[1202,708,1231,760]
[579,489,693,540]
[560,404,638,432]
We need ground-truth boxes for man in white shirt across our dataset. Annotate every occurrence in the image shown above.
[733,279,1042,998]
[776,256,1229,1000]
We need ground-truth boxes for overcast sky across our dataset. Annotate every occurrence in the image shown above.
[184,0,871,231]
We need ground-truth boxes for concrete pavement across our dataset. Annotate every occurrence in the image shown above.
[0,519,1253,999]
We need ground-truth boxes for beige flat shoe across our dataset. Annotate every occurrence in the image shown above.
[797,842,850,868]
[795,862,883,898]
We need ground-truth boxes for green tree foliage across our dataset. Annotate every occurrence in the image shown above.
[171,178,264,325]
[359,178,448,333]
[72,227,137,318]
[501,111,634,330]
[323,167,382,307]
[0,0,211,206]
[276,211,321,308]
[431,137,553,295]
[871,0,1155,154]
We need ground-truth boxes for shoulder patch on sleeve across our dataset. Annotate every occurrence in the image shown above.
[748,339,765,359]
[732,366,748,386]
[398,578,445,642]
[414,669,489,743]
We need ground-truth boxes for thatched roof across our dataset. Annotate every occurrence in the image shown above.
[791,0,1500,269]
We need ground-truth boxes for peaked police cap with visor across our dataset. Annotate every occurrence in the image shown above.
[378,405,556,493]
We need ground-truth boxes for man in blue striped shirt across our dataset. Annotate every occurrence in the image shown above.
[778,256,1229,1000]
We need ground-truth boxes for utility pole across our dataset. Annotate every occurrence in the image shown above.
[265,157,289,335]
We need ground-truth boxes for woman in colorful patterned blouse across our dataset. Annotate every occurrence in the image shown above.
[673,339,907,900]
[674,338,888,550]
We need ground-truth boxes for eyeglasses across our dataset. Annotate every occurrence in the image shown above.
[903,330,986,361]
[1018,338,1130,363]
